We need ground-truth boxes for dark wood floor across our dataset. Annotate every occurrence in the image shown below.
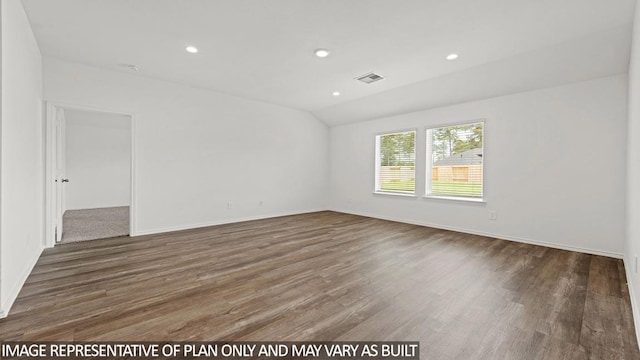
[0,211,637,359]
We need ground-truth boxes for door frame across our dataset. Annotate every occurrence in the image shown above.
[44,101,137,248]
[53,106,66,243]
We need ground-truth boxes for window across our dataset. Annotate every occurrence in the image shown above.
[426,121,484,199]
[375,130,416,194]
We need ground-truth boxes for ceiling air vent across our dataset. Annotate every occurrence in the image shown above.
[355,72,385,84]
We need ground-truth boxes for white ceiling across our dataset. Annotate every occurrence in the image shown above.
[21,0,637,126]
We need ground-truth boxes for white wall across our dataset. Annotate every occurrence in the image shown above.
[64,109,131,210]
[0,0,43,316]
[44,58,329,235]
[626,0,640,344]
[330,75,628,257]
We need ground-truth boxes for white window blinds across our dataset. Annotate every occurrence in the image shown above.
[426,122,484,199]
[375,130,416,194]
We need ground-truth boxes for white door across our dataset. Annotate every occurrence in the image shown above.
[54,107,66,243]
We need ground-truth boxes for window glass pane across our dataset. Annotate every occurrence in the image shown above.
[428,122,483,198]
[376,131,416,194]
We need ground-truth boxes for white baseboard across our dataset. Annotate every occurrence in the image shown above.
[331,208,623,259]
[0,246,44,318]
[133,208,328,236]
[623,255,640,351]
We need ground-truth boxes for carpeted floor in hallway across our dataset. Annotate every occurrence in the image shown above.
[61,206,129,243]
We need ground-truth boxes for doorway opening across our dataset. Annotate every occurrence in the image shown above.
[45,103,135,246]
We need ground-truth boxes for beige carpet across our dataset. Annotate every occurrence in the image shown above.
[61,206,129,244]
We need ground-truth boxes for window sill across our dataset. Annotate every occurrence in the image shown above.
[423,195,486,204]
[373,191,418,198]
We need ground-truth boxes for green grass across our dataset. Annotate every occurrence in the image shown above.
[431,181,482,197]
[380,180,482,197]
[380,179,415,192]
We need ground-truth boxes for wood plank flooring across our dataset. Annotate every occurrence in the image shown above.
[0,211,637,359]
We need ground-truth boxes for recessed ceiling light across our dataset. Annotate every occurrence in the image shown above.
[186,46,198,54]
[314,48,330,58]
[332,91,340,97]
[446,53,459,60]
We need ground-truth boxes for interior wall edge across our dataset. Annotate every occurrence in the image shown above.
[0,245,43,318]
[331,208,624,260]
[0,0,4,316]
[132,208,328,237]
[624,254,640,350]
[326,72,629,130]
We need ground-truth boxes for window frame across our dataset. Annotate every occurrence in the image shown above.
[374,128,418,196]
[425,120,485,202]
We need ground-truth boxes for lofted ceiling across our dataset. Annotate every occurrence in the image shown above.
[21,0,636,126]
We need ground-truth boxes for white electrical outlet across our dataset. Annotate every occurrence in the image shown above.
[489,211,497,220]
[227,201,232,209]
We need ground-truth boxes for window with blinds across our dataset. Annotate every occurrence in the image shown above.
[426,121,484,199]
[375,130,416,194]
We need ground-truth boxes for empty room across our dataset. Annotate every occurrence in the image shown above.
[2,0,640,359]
